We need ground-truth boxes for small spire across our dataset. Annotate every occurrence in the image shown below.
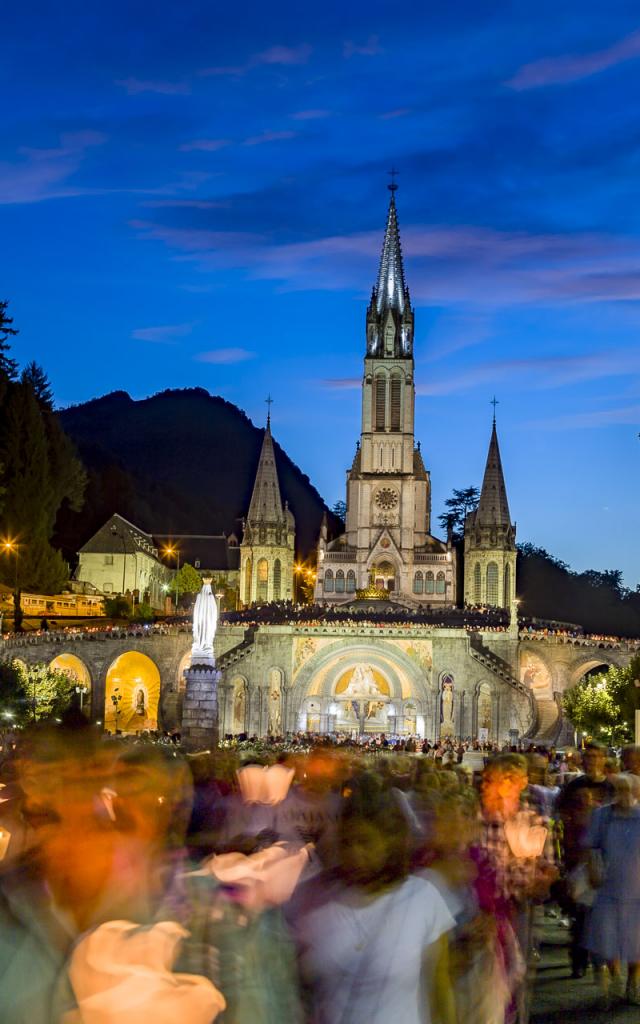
[265,393,273,429]
[387,166,399,193]
[476,418,511,528]
[375,187,407,315]
[490,395,499,425]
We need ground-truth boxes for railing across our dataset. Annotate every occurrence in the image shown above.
[217,627,257,669]
[520,633,640,651]
[468,632,537,735]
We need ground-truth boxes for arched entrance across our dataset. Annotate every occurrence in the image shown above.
[291,639,431,737]
[104,652,161,734]
[371,561,396,593]
[49,654,92,714]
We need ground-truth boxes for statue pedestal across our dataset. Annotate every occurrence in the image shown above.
[181,663,220,751]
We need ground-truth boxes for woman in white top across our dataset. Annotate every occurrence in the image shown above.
[293,772,455,1024]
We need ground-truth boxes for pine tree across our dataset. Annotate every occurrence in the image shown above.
[21,361,54,410]
[0,301,18,383]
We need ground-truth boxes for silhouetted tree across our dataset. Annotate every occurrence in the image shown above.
[437,485,479,539]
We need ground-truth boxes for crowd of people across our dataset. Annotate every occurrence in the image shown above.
[1,717,639,1023]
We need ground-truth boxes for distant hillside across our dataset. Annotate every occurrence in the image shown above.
[55,388,338,561]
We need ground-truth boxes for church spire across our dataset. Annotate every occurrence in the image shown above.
[375,189,408,315]
[476,417,511,528]
[366,183,414,359]
[247,413,285,525]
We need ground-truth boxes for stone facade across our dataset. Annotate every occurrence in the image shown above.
[3,628,635,745]
[77,513,171,610]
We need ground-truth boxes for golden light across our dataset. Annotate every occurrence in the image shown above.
[163,545,176,557]
[2,539,16,553]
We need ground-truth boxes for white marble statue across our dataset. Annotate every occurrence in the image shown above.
[191,578,218,666]
[342,664,381,699]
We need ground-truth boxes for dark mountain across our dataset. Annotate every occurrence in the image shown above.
[55,388,338,561]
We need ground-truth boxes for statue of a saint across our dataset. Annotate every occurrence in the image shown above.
[135,688,146,716]
[441,681,454,727]
[191,578,218,666]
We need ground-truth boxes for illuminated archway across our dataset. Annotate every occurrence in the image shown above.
[49,653,92,714]
[105,652,161,734]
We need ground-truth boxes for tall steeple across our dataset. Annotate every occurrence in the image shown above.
[475,419,511,528]
[366,185,414,358]
[246,415,285,525]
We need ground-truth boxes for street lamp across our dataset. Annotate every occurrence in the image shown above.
[2,539,19,629]
[75,685,89,714]
[110,524,127,595]
[163,546,180,614]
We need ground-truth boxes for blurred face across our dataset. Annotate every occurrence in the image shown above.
[622,750,640,776]
[338,819,395,886]
[481,768,528,814]
[583,748,605,779]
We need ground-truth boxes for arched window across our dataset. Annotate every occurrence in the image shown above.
[413,571,423,594]
[324,569,334,593]
[257,558,268,602]
[486,562,499,605]
[374,375,386,431]
[335,569,345,593]
[390,374,402,431]
[436,571,446,594]
[504,563,511,607]
[244,558,252,605]
[346,570,356,593]
[425,571,435,594]
[473,562,481,604]
[273,558,282,600]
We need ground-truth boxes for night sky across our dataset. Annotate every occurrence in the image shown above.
[4,3,640,586]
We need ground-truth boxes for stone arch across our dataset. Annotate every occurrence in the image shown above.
[256,558,268,602]
[273,558,282,601]
[473,562,481,603]
[486,562,499,605]
[105,651,161,734]
[570,659,612,688]
[49,653,92,715]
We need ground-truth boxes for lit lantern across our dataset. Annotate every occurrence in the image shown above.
[504,811,548,859]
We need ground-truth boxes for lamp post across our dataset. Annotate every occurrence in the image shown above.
[110,524,127,596]
[75,684,89,714]
[163,546,180,614]
[2,540,19,630]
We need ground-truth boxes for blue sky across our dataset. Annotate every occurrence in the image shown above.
[3,2,640,586]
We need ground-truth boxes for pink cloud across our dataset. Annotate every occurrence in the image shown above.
[0,131,107,204]
[507,29,640,90]
[129,217,640,310]
[179,139,230,152]
[116,77,190,95]
[291,109,331,120]
[132,323,193,343]
[195,348,254,364]
[379,108,411,119]
[243,130,298,146]
[201,43,311,77]
[344,35,381,58]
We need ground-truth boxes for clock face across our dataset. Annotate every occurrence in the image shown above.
[375,487,398,511]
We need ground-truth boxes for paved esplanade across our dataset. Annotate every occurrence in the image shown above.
[532,918,637,1023]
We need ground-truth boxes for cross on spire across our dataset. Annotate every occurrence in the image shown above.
[265,394,273,427]
[490,396,499,424]
[387,167,399,192]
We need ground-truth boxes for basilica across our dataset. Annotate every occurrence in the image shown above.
[208,191,544,746]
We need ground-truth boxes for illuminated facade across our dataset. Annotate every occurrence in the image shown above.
[315,190,456,606]
[463,419,517,610]
[239,413,295,605]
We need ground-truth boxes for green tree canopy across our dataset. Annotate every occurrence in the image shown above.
[563,655,640,744]
[0,301,18,385]
[1,660,76,724]
[437,485,479,539]
[174,562,203,597]
[0,312,86,629]
[331,500,346,527]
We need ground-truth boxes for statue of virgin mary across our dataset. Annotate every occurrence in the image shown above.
[191,578,218,666]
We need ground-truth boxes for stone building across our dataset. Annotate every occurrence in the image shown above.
[314,188,455,606]
[239,412,295,605]
[76,513,171,610]
[463,418,517,610]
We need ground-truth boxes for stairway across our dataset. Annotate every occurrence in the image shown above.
[468,633,537,737]
[217,626,256,670]
[530,695,564,746]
